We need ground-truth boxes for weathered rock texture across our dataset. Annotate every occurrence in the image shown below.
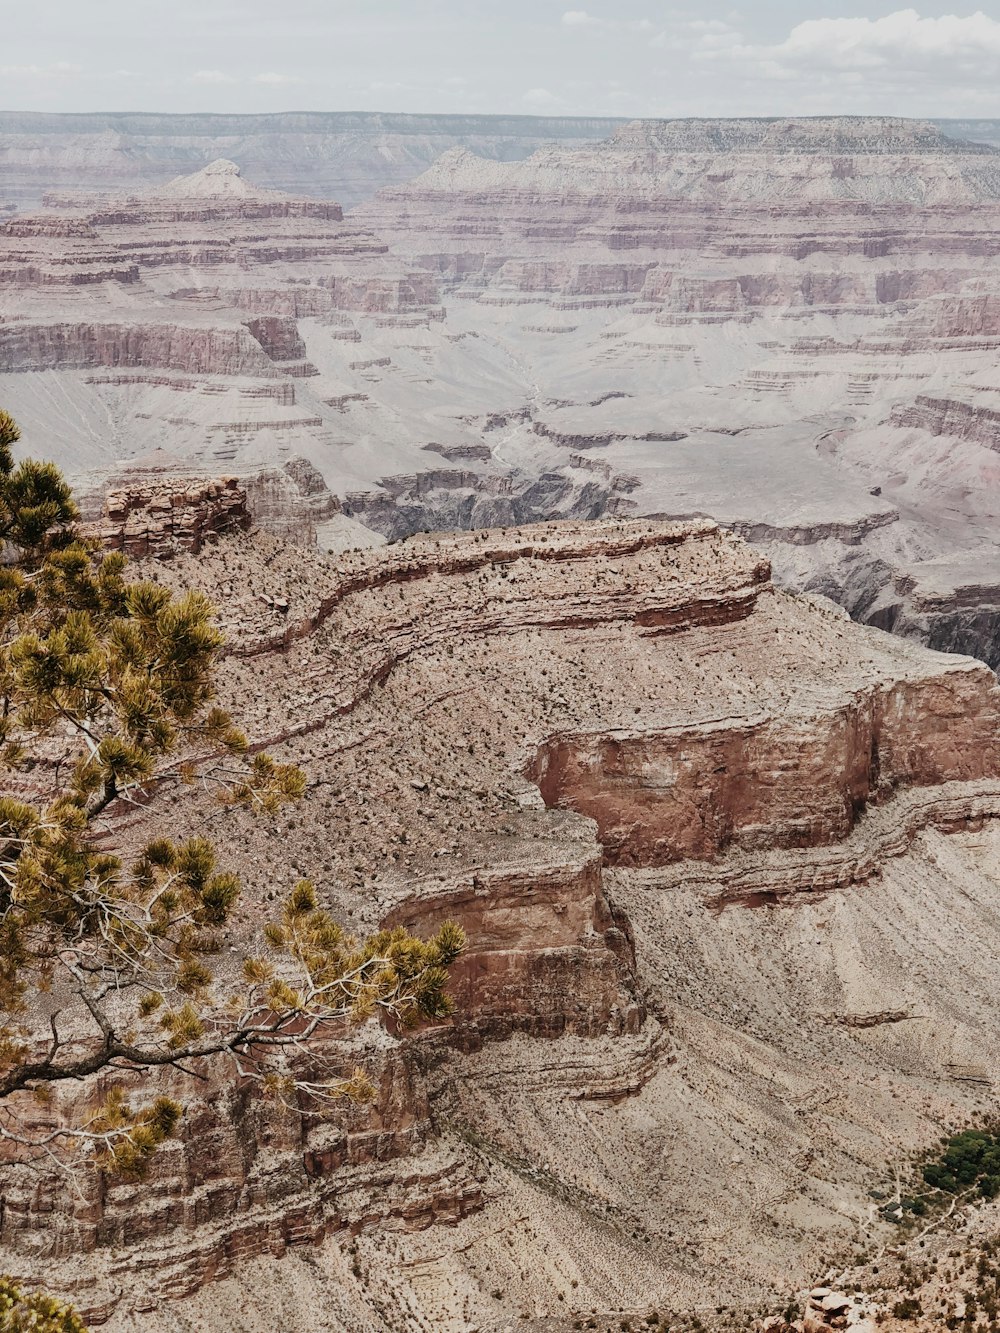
[73,452,348,552]
[83,474,250,557]
[8,117,1000,663]
[7,510,1000,1331]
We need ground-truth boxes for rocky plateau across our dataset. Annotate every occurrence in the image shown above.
[0,111,623,213]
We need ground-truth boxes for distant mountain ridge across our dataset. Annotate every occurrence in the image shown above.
[612,115,999,154]
[0,111,626,211]
[4,111,997,214]
[0,110,626,136]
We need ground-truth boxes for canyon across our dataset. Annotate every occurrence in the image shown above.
[0,111,624,213]
[5,115,1000,1331]
[3,500,1000,1331]
[3,116,1000,669]
[1,112,996,213]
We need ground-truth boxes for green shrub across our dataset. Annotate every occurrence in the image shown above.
[892,1297,923,1321]
[922,1130,1000,1200]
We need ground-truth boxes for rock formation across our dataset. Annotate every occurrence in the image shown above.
[7,117,1000,666]
[5,504,1000,1331]
[83,473,250,557]
[0,111,625,212]
[74,451,349,551]
[0,157,453,535]
[345,116,1000,666]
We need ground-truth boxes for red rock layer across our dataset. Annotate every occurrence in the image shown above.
[84,476,251,557]
[4,500,1000,1328]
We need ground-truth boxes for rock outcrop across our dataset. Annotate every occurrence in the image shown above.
[890,392,1000,452]
[84,474,250,557]
[6,510,1000,1330]
[74,452,345,551]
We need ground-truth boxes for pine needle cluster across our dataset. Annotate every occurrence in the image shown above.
[0,1276,87,1332]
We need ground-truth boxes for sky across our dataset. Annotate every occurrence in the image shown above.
[5,2,1000,119]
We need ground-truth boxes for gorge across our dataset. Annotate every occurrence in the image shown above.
[4,112,1000,1333]
[3,116,1000,668]
[4,502,1000,1331]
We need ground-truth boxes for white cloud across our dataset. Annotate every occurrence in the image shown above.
[774,9,1000,70]
[562,10,655,33]
[521,87,567,108]
[0,61,81,78]
[190,69,237,84]
[255,71,301,85]
[669,7,1000,112]
[696,9,1000,77]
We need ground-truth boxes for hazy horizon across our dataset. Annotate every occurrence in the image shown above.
[0,108,998,125]
[5,3,1000,120]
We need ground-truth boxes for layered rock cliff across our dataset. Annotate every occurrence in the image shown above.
[82,473,250,556]
[6,507,1000,1331]
[0,158,451,502]
[0,111,626,212]
[6,115,1000,669]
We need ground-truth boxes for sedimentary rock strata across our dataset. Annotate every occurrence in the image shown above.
[6,117,1000,665]
[0,110,626,212]
[0,158,448,501]
[6,508,1000,1330]
[346,116,1000,665]
[82,473,250,557]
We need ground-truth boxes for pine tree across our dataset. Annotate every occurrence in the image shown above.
[0,1276,87,1332]
[0,410,464,1180]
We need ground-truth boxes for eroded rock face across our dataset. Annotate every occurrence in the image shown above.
[2,1033,483,1319]
[80,474,249,557]
[7,118,1000,667]
[6,512,1000,1329]
[0,321,279,376]
[528,665,1000,866]
[0,159,445,498]
[74,454,345,554]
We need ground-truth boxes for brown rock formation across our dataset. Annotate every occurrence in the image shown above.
[84,474,251,557]
[5,511,1000,1329]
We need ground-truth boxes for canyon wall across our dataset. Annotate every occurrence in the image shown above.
[4,115,1000,663]
[5,509,1000,1330]
[344,116,1000,667]
[0,111,625,212]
